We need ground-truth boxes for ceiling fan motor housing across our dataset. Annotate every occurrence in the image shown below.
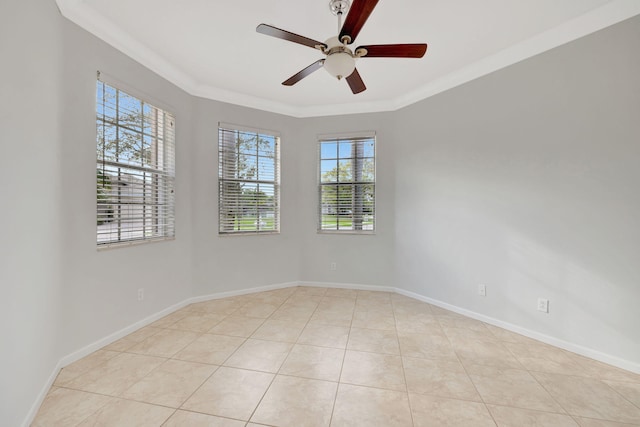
[323,36,356,80]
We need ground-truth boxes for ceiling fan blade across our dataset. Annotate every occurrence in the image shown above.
[339,0,379,44]
[257,24,327,50]
[357,43,428,58]
[282,60,325,86]
[346,68,366,94]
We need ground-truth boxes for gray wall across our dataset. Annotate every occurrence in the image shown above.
[296,113,396,287]
[0,1,64,425]
[57,9,196,358]
[190,98,301,296]
[394,15,640,365]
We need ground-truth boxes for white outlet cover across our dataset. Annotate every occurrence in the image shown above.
[537,298,549,313]
[478,284,487,296]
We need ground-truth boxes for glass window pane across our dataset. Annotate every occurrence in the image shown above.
[338,141,352,158]
[320,160,338,182]
[320,142,338,159]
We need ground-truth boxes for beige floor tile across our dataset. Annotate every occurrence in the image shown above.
[223,338,292,373]
[297,323,350,348]
[35,288,640,427]
[121,359,217,407]
[571,356,640,384]
[532,372,640,424]
[163,410,245,426]
[208,315,265,337]
[484,324,535,344]
[455,340,523,369]
[392,301,433,316]
[295,286,329,296]
[102,337,139,352]
[347,327,400,355]
[128,328,200,358]
[324,287,358,298]
[308,308,353,328]
[279,344,345,381]
[32,388,113,427]
[251,319,307,342]
[236,301,280,318]
[357,290,393,300]
[443,325,500,344]
[467,364,564,413]
[251,375,337,427]
[604,380,640,407]
[188,298,246,315]
[351,309,396,330]
[76,398,174,426]
[398,331,457,360]
[173,333,245,365]
[437,315,488,331]
[318,296,356,312]
[574,417,640,426]
[487,404,579,427]
[149,310,190,328]
[66,352,165,396]
[181,366,273,420]
[394,314,440,334]
[103,326,164,352]
[410,394,495,427]
[269,306,315,322]
[340,350,406,391]
[54,350,119,386]
[331,383,413,427]
[403,356,481,401]
[168,312,227,333]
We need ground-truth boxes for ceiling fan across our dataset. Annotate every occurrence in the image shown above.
[256,0,428,94]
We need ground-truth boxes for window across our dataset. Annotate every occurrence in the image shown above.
[318,133,375,232]
[96,77,175,247]
[218,124,280,234]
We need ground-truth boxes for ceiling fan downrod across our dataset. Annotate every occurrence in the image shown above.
[329,0,350,34]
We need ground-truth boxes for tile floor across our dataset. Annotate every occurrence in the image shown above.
[33,286,640,426]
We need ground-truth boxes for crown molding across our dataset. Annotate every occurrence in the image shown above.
[56,0,640,118]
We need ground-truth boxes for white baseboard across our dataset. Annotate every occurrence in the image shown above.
[395,288,640,374]
[299,281,395,292]
[25,280,639,427]
[189,281,299,303]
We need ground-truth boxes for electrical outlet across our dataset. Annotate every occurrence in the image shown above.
[537,298,549,313]
[330,262,337,271]
[138,288,144,301]
[478,284,486,296]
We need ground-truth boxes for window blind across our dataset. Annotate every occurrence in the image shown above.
[318,135,375,232]
[218,125,280,234]
[96,79,176,246]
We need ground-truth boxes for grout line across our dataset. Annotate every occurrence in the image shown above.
[391,296,416,427]
[327,288,356,427]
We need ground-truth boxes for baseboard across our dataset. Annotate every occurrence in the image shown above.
[395,288,640,374]
[189,281,299,303]
[25,280,639,426]
[299,281,395,292]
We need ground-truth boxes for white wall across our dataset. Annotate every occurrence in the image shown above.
[0,1,64,425]
[394,15,640,365]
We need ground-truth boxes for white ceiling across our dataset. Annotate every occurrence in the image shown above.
[56,0,640,117]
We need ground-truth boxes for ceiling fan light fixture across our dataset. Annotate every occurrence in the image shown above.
[324,51,355,80]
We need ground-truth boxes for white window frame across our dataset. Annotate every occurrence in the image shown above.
[318,132,376,234]
[96,75,176,247]
[218,123,281,235]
